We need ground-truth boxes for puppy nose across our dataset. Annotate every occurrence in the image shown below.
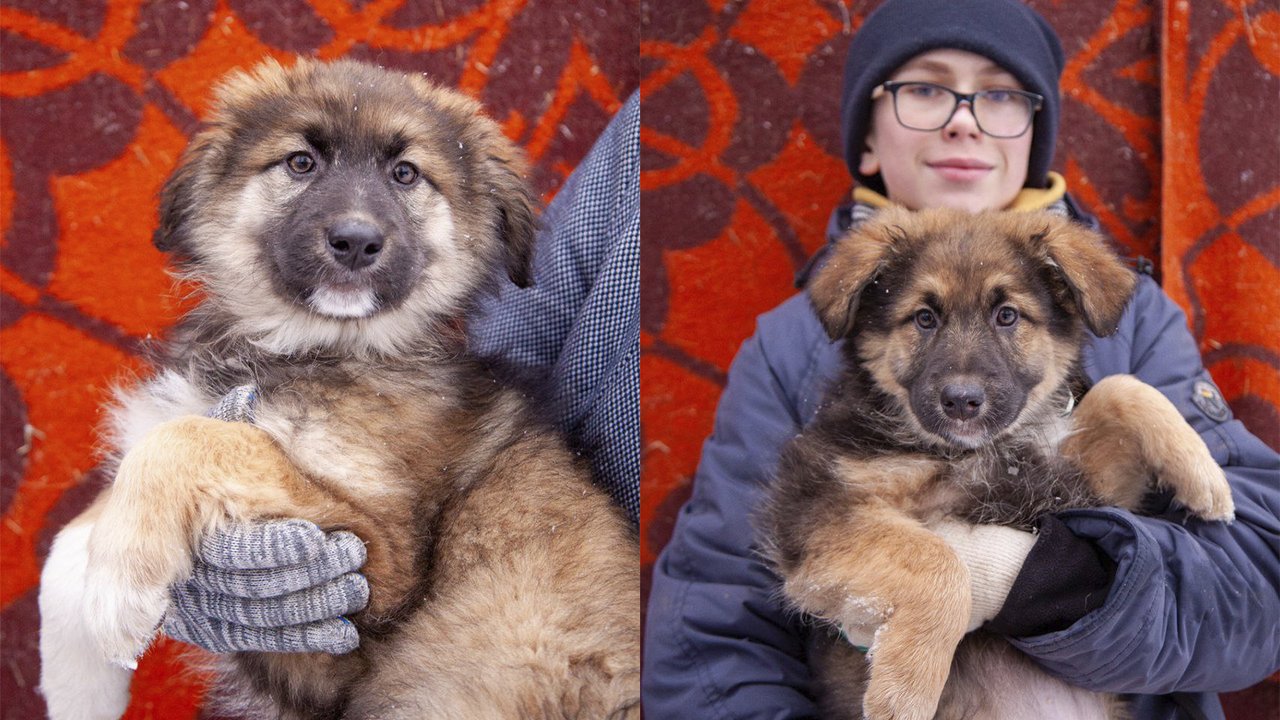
[940,383,985,420]
[327,219,384,270]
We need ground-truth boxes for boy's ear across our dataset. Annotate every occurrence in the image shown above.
[808,208,909,339]
[1026,216,1137,336]
[858,133,881,177]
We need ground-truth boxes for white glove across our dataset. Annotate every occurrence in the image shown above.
[837,520,1037,649]
[930,519,1037,632]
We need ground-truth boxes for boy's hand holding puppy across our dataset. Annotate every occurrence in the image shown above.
[160,386,370,655]
[834,521,1036,649]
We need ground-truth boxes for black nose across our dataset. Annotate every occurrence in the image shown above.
[941,383,985,420]
[327,219,384,270]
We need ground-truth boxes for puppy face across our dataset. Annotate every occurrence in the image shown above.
[810,208,1135,449]
[155,59,536,355]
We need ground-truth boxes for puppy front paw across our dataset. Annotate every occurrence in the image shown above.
[82,561,169,669]
[860,619,954,720]
[862,677,938,720]
[1164,447,1234,523]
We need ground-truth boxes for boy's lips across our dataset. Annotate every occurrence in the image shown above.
[927,158,994,182]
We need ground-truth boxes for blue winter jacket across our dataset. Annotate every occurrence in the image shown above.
[643,200,1280,720]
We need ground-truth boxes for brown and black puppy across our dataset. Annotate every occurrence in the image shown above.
[760,208,1233,720]
[38,59,639,720]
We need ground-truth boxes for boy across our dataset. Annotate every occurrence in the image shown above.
[643,1,1279,719]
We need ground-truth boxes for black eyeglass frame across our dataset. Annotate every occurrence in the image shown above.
[871,81,1045,139]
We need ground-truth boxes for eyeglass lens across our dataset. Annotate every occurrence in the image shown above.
[892,83,1035,138]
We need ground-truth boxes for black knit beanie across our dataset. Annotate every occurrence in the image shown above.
[841,0,1065,192]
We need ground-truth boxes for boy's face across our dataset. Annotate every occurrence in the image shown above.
[859,49,1034,213]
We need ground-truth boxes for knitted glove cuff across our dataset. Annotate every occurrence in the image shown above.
[930,519,1037,630]
[207,385,258,423]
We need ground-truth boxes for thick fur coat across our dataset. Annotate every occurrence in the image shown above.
[760,208,1233,720]
[38,59,639,720]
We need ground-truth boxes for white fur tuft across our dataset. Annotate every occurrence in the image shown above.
[308,285,380,318]
[82,559,169,669]
[39,523,134,720]
[106,371,210,458]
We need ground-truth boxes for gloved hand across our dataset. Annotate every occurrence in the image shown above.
[838,520,1036,649]
[163,518,369,654]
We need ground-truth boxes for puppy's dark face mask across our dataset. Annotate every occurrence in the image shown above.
[248,126,444,321]
[153,59,537,355]
[808,208,1136,451]
[879,252,1059,448]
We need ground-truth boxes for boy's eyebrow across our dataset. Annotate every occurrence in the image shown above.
[892,59,1020,84]
[892,58,955,77]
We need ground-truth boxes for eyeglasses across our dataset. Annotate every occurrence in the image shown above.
[871,81,1044,139]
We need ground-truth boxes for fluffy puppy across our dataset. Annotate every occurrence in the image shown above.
[38,59,639,720]
[761,208,1233,720]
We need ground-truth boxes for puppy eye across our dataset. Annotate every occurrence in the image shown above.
[995,306,1019,327]
[286,152,316,175]
[392,161,420,185]
[914,309,938,330]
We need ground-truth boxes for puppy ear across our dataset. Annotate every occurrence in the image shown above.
[808,209,909,339]
[154,133,214,257]
[497,177,537,288]
[484,144,538,289]
[1030,217,1137,336]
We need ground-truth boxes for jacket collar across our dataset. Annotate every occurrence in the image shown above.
[849,171,1068,212]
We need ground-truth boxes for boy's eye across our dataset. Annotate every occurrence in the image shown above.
[904,83,941,98]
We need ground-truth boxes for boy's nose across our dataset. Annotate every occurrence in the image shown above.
[944,101,981,137]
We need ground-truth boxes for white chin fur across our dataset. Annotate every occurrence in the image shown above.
[308,286,379,318]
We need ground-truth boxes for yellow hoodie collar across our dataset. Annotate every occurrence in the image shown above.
[852,171,1067,212]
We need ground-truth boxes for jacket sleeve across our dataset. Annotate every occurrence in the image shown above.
[1008,275,1280,693]
[643,294,834,719]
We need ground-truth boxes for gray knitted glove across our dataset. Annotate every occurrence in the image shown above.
[163,519,369,653]
[162,386,369,654]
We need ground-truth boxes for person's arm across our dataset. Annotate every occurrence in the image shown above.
[470,92,640,526]
[998,275,1280,692]
[644,294,837,719]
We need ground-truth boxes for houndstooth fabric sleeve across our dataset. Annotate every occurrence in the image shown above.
[469,92,640,527]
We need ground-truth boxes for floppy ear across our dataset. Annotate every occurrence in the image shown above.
[808,209,910,340]
[154,132,216,257]
[155,62,278,256]
[1030,217,1137,336]
[483,142,538,289]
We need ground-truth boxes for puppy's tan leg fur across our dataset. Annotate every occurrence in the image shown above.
[84,416,303,666]
[345,435,640,719]
[1064,375,1234,520]
[785,502,969,720]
